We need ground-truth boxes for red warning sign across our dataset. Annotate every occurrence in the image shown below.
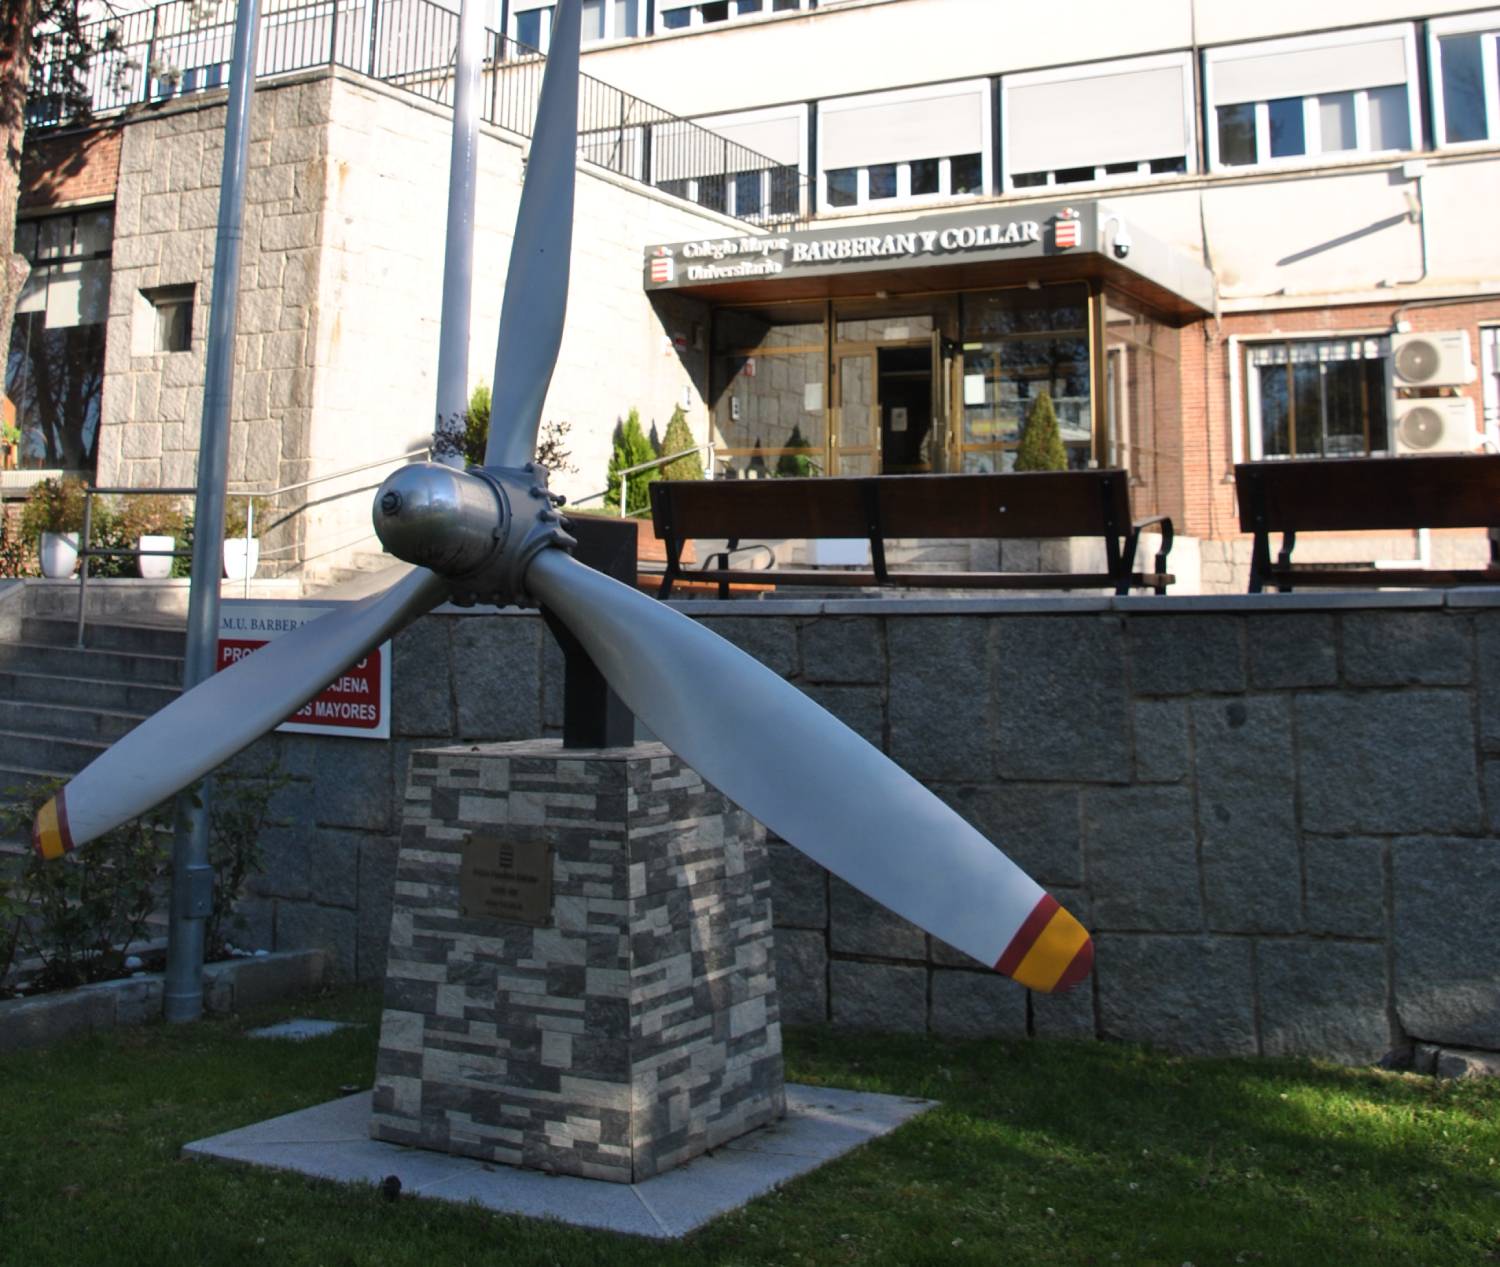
[216,600,391,739]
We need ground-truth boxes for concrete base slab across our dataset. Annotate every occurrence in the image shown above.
[246,1019,362,1042]
[184,1084,935,1239]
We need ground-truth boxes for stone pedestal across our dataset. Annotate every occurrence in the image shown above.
[371,740,785,1183]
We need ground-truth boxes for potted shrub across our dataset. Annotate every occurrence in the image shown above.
[0,418,19,470]
[223,494,271,580]
[116,493,186,579]
[20,477,87,578]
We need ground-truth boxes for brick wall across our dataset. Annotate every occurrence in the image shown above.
[221,594,1500,1067]
[1173,298,1500,545]
[20,125,122,209]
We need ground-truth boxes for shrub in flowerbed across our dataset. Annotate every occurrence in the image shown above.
[0,765,285,998]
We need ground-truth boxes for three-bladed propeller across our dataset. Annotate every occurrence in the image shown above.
[32,0,1092,994]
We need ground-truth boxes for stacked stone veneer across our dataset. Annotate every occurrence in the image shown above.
[370,740,784,1182]
[228,592,1500,1067]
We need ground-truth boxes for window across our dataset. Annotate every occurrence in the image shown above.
[6,210,113,471]
[656,105,806,222]
[1244,339,1390,459]
[145,285,194,353]
[511,2,548,50]
[1206,26,1418,170]
[821,153,981,207]
[818,81,990,210]
[712,302,827,479]
[959,285,1092,472]
[1482,327,1499,448]
[511,0,642,50]
[1002,54,1195,192]
[1430,12,1500,147]
[657,0,804,31]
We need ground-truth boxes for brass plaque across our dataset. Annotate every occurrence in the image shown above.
[458,835,553,927]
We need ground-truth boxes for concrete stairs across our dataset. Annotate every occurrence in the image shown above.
[0,616,183,867]
[296,547,403,595]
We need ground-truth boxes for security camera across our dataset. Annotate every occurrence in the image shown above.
[1111,223,1132,260]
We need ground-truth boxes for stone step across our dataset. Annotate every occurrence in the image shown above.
[0,759,71,796]
[0,698,147,744]
[0,641,183,686]
[0,729,111,778]
[0,668,179,714]
[20,616,186,657]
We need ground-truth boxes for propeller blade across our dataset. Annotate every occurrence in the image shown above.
[32,567,449,860]
[525,549,1092,993]
[432,0,486,468]
[483,0,580,470]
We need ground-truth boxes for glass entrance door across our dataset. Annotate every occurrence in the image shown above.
[834,350,878,475]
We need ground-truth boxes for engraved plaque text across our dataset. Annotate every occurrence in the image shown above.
[458,835,553,926]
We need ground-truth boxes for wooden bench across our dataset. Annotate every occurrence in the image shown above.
[1235,454,1500,592]
[649,470,1174,599]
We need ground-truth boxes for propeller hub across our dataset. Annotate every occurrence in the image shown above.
[372,460,573,607]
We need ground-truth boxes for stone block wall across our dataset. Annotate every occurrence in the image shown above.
[234,591,1500,1064]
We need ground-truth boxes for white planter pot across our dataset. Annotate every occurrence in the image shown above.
[39,531,79,578]
[137,534,175,579]
[223,537,260,580]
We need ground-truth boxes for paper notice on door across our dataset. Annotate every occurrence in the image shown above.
[890,407,908,433]
[963,374,986,406]
[804,382,823,411]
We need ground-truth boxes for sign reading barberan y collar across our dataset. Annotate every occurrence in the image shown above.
[644,202,1097,288]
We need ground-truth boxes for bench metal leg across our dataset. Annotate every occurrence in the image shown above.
[1276,531,1296,593]
[656,536,682,600]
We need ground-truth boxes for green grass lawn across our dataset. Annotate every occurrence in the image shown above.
[3,985,1499,1266]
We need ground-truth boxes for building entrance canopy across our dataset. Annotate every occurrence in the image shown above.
[644,199,1215,321]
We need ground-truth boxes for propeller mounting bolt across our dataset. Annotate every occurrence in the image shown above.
[380,491,403,516]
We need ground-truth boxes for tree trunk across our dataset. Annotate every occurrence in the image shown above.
[0,0,39,394]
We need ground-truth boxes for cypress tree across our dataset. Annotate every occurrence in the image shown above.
[1013,390,1068,472]
[462,382,490,467]
[605,408,659,512]
[659,406,704,480]
[776,423,815,477]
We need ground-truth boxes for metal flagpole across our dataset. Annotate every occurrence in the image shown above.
[163,0,262,1023]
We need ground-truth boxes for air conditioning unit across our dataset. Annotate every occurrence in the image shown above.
[1392,397,1479,455]
[1392,330,1476,387]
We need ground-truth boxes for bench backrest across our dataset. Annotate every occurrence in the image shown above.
[651,470,1135,541]
[1235,455,1500,533]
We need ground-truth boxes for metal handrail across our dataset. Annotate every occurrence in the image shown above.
[71,444,430,644]
[571,444,716,518]
[27,0,812,229]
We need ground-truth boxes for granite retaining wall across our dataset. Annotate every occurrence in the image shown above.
[226,591,1500,1065]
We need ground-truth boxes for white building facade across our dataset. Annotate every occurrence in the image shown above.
[10,0,1500,586]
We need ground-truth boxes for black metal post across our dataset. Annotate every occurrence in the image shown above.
[543,515,636,748]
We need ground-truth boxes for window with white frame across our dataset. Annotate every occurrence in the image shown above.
[1205,26,1418,170]
[510,0,642,51]
[1482,326,1499,448]
[1430,11,1500,147]
[653,105,806,221]
[1244,337,1391,460]
[817,80,990,211]
[658,0,810,31]
[1001,53,1195,191]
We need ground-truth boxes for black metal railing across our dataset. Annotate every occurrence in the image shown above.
[27,0,810,228]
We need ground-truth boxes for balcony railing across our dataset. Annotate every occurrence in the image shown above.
[27,0,809,229]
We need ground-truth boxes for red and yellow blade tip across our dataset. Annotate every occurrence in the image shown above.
[32,794,74,862]
[994,894,1093,994]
